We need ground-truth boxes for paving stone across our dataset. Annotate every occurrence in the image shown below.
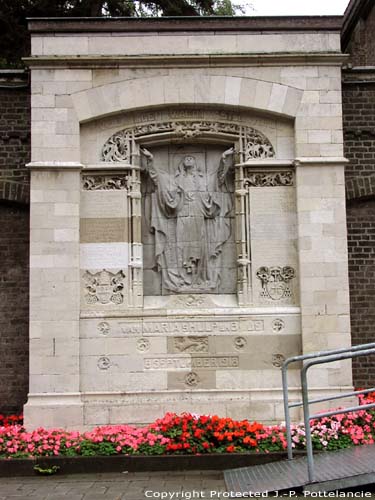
[0,472,226,500]
[45,496,84,500]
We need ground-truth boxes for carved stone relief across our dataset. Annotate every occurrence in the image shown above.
[142,146,235,294]
[83,269,126,305]
[97,321,111,336]
[101,121,275,163]
[185,372,200,387]
[256,266,296,301]
[272,354,286,368]
[102,131,132,162]
[272,319,285,332]
[97,356,111,370]
[82,175,129,191]
[173,295,207,307]
[174,336,209,353]
[234,337,247,350]
[243,171,294,188]
[137,338,150,352]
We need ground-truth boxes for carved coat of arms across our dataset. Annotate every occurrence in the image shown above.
[83,269,126,305]
[256,266,296,301]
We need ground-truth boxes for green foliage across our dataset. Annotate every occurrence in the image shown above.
[0,0,249,67]
[33,464,60,475]
[78,439,119,456]
[213,0,248,15]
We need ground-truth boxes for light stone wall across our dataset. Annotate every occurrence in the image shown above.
[28,168,83,429]
[31,32,340,56]
[25,25,352,429]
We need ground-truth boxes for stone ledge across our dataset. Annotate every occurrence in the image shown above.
[24,52,348,69]
[295,156,349,166]
[26,161,83,170]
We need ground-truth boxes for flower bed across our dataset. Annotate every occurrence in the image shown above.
[1,394,374,459]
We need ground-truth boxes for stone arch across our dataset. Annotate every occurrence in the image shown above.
[71,75,303,123]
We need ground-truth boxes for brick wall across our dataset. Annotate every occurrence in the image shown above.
[0,203,29,413]
[342,0,375,388]
[346,4,375,66]
[346,198,375,388]
[343,78,375,387]
[0,72,30,414]
[344,82,375,198]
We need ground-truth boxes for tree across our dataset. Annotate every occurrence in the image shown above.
[0,0,250,67]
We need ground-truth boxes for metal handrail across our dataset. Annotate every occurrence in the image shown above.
[282,342,375,483]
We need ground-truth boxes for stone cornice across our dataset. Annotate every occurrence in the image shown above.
[295,157,349,166]
[28,16,343,34]
[27,161,83,170]
[236,160,294,168]
[24,52,348,69]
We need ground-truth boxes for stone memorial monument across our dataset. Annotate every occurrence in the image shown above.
[24,16,352,429]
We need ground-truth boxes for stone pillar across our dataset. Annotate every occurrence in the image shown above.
[24,164,83,429]
[295,158,353,391]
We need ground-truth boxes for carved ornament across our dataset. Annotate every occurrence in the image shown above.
[83,269,126,305]
[174,336,209,353]
[102,121,275,163]
[256,266,296,301]
[137,338,150,352]
[185,372,200,387]
[272,319,285,333]
[82,175,129,190]
[234,337,247,350]
[174,295,207,307]
[97,321,111,336]
[272,354,286,368]
[244,171,294,188]
[97,356,111,370]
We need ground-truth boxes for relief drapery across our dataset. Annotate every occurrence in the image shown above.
[141,147,234,293]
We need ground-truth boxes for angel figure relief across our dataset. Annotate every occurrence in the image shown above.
[141,146,235,293]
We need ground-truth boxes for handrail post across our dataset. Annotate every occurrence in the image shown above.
[301,364,315,483]
[282,343,375,485]
[282,363,293,460]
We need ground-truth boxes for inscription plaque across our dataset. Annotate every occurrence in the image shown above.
[118,319,265,336]
[120,320,241,335]
[80,219,128,244]
[144,355,239,370]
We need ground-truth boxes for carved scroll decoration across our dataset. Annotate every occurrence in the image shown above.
[83,269,126,305]
[243,171,294,188]
[102,130,133,162]
[101,121,275,162]
[82,175,129,191]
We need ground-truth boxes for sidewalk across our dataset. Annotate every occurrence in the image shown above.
[0,471,226,500]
